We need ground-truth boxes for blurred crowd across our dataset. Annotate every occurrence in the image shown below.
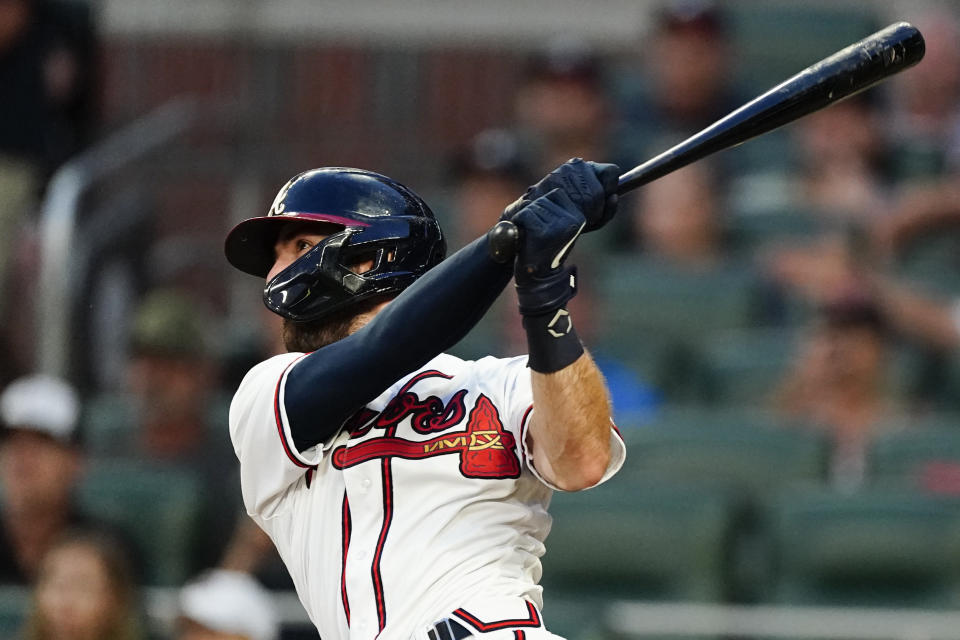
[3,0,960,636]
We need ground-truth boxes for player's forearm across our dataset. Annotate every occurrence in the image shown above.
[876,277,960,350]
[528,349,613,491]
[284,235,513,450]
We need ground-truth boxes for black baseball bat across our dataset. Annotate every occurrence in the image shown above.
[486,21,925,263]
[617,21,923,193]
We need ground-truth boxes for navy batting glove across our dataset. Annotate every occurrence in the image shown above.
[512,188,584,316]
[511,188,588,372]
[502,158,621,232]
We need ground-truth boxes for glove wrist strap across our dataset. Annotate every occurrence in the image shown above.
[523,308,584,373]
[516,265,578,317]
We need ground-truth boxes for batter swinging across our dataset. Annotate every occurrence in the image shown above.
[224,160,624,640]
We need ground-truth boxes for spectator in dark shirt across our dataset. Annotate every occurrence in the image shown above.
[772,296,899,490]
[84,288,242,577]
[617,1,741,168]
[0,0,96,331]
[0,0,96,170]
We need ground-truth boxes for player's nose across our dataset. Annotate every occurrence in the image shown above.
[266,257,289,283]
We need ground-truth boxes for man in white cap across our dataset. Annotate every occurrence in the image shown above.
[0,374,88,583]
[178,569,279,640]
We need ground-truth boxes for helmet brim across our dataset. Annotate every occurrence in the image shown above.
[224,213,366,278]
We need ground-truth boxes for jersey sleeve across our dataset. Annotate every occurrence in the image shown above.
[499,355,626,492]
[229,352,336,519]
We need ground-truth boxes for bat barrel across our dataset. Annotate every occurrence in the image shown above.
[617,22,925,195]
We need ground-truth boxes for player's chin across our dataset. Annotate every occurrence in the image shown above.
[281,315,353,353]
[280,296,389,353]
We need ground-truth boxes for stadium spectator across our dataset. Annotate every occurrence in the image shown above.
[629,161,726,267]
[772,295,899,490]
[790,94,890,223]
[22,528,143,640]
[443,128,530,359]
[0,375,91,584]
[177,569,278,640]
[0,0,95,170]
[763,233,861,310]
[83,288,241,576]
[123,289,227,463]
[770,212,960,355]
[513,39,617,178]
[447,128,533,248]
[0,0,97,322]
[887,7,960,181]
[616,1,742,170]
[871,178,960,260]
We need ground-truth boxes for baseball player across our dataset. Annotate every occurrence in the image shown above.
[224,159,625,640]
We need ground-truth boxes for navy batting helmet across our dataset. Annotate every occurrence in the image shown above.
[225,168,446,322]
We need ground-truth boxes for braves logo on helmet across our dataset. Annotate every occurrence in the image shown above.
[268,178,293,216]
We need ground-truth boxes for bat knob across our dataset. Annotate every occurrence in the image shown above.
[487,220,520,263]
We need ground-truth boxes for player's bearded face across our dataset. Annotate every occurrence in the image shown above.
[281,297,385,352]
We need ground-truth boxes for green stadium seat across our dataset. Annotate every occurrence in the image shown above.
[76,460,203,586]
[598,258,762,340]
[81,393,136,455]
[0,586,28,637]
[726,207,828,255]
[869,425,960,491]
[539,592,608,640]
[727,6,880,93]
[542,478,741,605]
[617,408,832,603]
[768,488,960,607]
[82,392,231,459]
[700,327,799,406]
[595,257,767,401]
[619,407,829,498]
[895,232,960,298]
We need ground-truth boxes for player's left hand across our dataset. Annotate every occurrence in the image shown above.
[510,188,584,316]
[501,158,620,233]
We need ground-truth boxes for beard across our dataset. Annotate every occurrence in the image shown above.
[281,297,388,352]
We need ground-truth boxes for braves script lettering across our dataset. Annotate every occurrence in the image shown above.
[332,372,520,479]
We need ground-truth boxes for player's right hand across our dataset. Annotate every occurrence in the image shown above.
[501,158,620,233]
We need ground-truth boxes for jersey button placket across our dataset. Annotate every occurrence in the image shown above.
[343,460,383,640]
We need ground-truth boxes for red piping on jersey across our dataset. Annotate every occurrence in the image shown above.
[273,355,313,469]
[515,632,526,640]
[372,457,394,632]
[341,492,351,624]
[610,418,622,439]
[396,369,454,395]
[519,404,534,461]
[453,601,542,631]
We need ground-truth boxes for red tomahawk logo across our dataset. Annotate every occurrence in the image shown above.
[459,395,521,478]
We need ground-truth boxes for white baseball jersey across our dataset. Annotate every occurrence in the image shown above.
[229,351,625,640]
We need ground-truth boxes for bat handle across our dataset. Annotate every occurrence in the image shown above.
[487,220,520,263]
